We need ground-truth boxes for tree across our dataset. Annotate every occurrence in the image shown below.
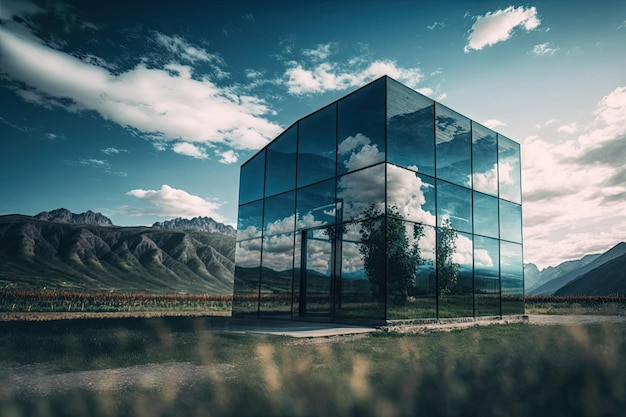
[357,205,423,306]
[437,217,459,296]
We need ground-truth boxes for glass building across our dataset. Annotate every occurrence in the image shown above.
[233,76,523,324]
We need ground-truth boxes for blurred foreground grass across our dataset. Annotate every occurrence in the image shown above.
[1,317,625,417]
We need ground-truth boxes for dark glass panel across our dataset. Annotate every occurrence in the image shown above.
[337,78,385,174]
[259,233,294,318]
[263,191,296,236]
[387,79,435,176]
[301,227,335,319]
[232,238,262,317]
[336,222,385,322]
[387,165,436,226]
[237,199,263,241]
[437,180,472,234]
[498,135,522,204]
[298,104,337,187]
[501,241,524,315]
[296,179,337,231]
[336,163,385,222]
[473,192,499,239]
[472,122,498,196]
[238,150,265,205]
[437,230,474,318]
[436,104,471,187]
[474,236,500,316]
[387,222,437,320]
[265,126,297,197]
[500,200,522,243]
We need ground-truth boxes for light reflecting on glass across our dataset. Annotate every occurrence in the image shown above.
[500,200,522,243]
[437,229,473,318]
[501,241,524,314]
[237,200,263,241]
[302,228,334,318]
[472,122,498,196]
[265,126,297,197]
[498,135,522,204]
[259,233,294,318]
[232,238,262,317]
[296,179,337,231]
[387,79,435,176]
[473,192,499,239]
[337,78,385,174]
[436,104,471,187]
[263,191,296,236]
[238,150,265,205]
[298,104,337,187]
[336,163,385,222]
[474,236,500,316]
[387,165,436,226]
[437,180,472,234]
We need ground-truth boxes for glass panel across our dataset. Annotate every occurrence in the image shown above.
[238,150,265,205]
[501,241,524,315]
[337,78,385,174]
[387,221,437,320]
[336,221,385,322]
[500,200,522,243]
[265,126,297,197]
[301,227,335,319]
[296,179,337,230]
[474,236,500,316]
[336,163,385,222]
[472,122,498,196]
[263,191,296,236]
[298,104,337,187]
[437,229,473,318]
[436,104,471,187]
[259,233,294,318]
[232,238,262,317]
[473,192,499,239]
[387,165,436,226]
[498,135,522,204]
[387,79,435,176]
[237,200,263,241]
[437,180,472,234]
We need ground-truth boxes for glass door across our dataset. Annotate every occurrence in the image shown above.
[299,227,335,321]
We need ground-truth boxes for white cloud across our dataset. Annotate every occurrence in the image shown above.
[101,147,128,155]
[0,24,283,154]
[124,184,224,221]
[155,32,222,64]
[218,150,238,164]
[465,6,541,52]
[285,58,423,95]
[387,165,436,226]
[557,122,577,134]
[302,43,333,61]
[532,42,559,56]
[482,119,507,129]
[338,133,371,155]
[427,21,446,31]
[172,142,208,159]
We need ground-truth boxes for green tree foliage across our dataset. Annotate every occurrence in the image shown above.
[437,217,460,296]
[357,205,423,306]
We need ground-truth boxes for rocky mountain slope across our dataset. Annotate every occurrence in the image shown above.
[0,212,235,294]
[524,253,601,293]
[152,216,236,237]
[555,250,626,296]
[34,208,113,226]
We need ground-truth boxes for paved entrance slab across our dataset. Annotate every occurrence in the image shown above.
[207,318,378,338]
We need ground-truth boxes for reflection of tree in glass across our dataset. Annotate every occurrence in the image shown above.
[437,218,460,296]
[357,204,423,305]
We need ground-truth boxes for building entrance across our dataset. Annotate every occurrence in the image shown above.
[299,227,337,321]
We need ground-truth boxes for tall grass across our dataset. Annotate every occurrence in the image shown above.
[1,317,625,416]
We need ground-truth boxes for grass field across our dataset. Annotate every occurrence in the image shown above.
[525,295,626,315]
[1,316,626,417]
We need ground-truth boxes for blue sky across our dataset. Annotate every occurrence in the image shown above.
[1,0,625,269]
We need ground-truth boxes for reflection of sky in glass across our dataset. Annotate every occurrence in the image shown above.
[500,200,522,243]
[263,191,295,235]
[474,235,499,275]
[235,238,262,268]
[387,165,436,226]
[473,192,499,239]
[340,223,366,276]
[472,122,498,196]
[265,126,297,197]
[498,136,522,204]
[296,179,336,230]
[437,180,472,233]
[436,104,471,187]
[237,199,263,240]
[387,79,435,176]
[337,163,385,221]
[500,241,523,278]
[298,103,337,187]
[262,233,294,272]
[306,228,333,275]
[239,150,265,205]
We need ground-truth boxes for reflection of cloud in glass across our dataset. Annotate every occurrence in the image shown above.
[337,164,385,220]
[436,115,469,144]
[471,163,498,191]
[306,229,332,274]
[237,225,260,241]
[341,223,365,274]
[235,239,262,268]
[296,212,326,230]
[338,133,384,171]
[451,233,473,266]
[388,165,436,225]
[266,214,295,235]
[474,248,494,268]
[338,133,370,155]
[262,234,294,271]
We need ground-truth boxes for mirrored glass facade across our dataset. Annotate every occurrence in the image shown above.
[234,76,524,324]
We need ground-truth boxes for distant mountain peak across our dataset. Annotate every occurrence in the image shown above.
[34,208,113,226]
[152,216,236,237]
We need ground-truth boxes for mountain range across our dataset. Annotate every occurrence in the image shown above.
[0,209,236,294]
[525,242,626,296]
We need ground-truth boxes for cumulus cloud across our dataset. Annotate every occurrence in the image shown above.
[532,42,559,56]
[0,21,282,156]
[123,184,224,221]
[218,150,238,164]
[557,122,577,134]
[172,142,208,159]
[465,6,541,52]
[482,119,507,129]
[387,165,436,226]
[101,147,128,155]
